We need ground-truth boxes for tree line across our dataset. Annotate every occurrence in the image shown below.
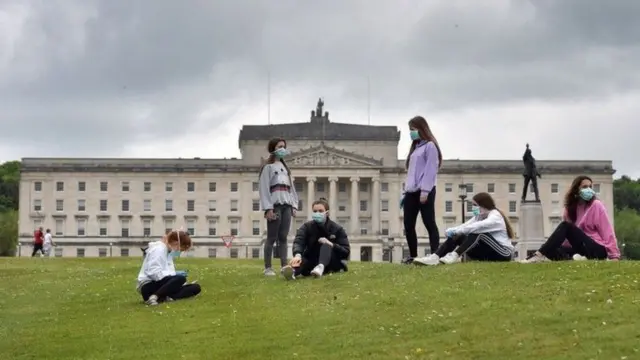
[0,160,639,258]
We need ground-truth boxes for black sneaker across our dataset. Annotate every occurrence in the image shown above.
[401,257,414,265]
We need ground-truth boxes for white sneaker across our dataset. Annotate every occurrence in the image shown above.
[413,254,440,266]
[145,295,159,306]
[310,264,325,278]
[264,268,277,276]
[281,265,296,281]
[572,254,588,261]
[521,253,550,264]
[440,252,461,265]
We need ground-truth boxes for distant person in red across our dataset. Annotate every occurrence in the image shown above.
[32,227,45,257]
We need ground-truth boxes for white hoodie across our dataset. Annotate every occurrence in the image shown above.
[136,241,176,292]
[447,209,514,250]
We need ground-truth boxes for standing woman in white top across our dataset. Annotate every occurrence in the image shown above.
[43,229,55,257]
[414,192,515,265]
[259,137,299,276]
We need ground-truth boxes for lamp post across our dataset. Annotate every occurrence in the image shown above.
[458,184,468,222]
[109,242,113,257]
[384,237,395,263]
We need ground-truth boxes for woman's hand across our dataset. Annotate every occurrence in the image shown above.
[292,209,297,217]
[265,209,277,221]
[290,256,302,267]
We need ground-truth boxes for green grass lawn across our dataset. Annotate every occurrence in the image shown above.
[1,258,639,360]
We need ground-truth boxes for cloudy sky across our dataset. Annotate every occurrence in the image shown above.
[1,0,639,176]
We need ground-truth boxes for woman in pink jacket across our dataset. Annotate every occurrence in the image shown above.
[524,175,620,263]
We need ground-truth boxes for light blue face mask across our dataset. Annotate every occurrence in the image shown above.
[311,211,326,224]
[471,205,480,217]
[579,188,595,201]
[409,130,420,141]
[169,229,182,257]
[273,148,289,159]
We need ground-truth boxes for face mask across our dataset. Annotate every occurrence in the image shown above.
[169,250,181,258]
[273,148,289,159]
[579,188,595,201]
[311,212,326,223]
[471,206,480,217]
[409,130,420,141]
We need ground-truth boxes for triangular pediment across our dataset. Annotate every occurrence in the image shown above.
[288,144,383,168]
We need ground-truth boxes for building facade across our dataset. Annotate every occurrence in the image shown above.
[17,103,616,262]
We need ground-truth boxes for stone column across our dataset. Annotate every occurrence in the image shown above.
[328,176,338,215]
[306,176,316,220]
[350,177,360,234]
[389,180,401,236]
[371,176,381,234]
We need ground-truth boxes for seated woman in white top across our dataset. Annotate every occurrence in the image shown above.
[136,230,201,306]
[414,192,515,265]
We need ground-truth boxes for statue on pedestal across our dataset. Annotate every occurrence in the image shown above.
[316,98,324,117]
[522,143,541,202]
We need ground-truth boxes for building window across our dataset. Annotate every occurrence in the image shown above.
[143,199,151,212]
[380,182,389,192]
[208,248,217,258]
[338,202,346,212]
[508,183,516,194]
[54,247,63,257]
[164,219,174,234]
[165,199,173,212]
[509,201,517,213]
[121,181,130,192]
[78,181,86,192]
[33,199,42,212]
[382,249,391,262]
[252,248,260,258]
[144,182,151,192]
[252,182,259,192]
[143,219,151,237]
[230,200,238,212]
[298,200,303,210]
[359,183,368,192]
[165,182,173,192]
[76,199,85,212]
[294,182,303,192]
[466,201,473,212]
[316,182,325,192]
[121,248,129,257]
[252,200,260,211]
[466,183,474,193]
[381,200,389,212]
[99,219,108,236]
[550,217,561,230]
[56,199,64,211]
[34,181,42,192]
[98,248,107,257]
[33,219,42,229]
[230,219,239,236]
[100,181,108,192]
[359,200,368,211]
[77,219,86,236]
[208,200,216,211]
[56,181,64,192]
[187,182,195,192]
[445,201,453,213]
[99,199,107,212]
[252,220,260,235]
[77,248,85,258]
[121,219,130,237]
[208,219,217,236]
[230,248,239,258]
[360,219,369,235]
[445,183,453,192]
[381,220,389,236]
[121,200,130,212]
[55,219,64,236]
[186,219,196,236]
[187,200,195,212]
[230,182,238,192]
[548,183,559,193]
[209,182,216,192]
[338,182,346,192]
[487,183,495,193]
[593,184,601,194]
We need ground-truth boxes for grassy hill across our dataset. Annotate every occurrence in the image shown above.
[1,258,639,360]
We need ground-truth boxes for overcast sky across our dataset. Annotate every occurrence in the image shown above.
[1,0,639,177]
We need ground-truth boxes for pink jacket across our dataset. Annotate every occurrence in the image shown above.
[562,200,620,259]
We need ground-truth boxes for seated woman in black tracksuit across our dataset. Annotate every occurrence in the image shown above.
[281,198,350,280]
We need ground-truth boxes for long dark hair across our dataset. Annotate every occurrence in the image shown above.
[472,192,515,239]
[405,116,443,169]
[258,137,292,180]
[564,175,595,223]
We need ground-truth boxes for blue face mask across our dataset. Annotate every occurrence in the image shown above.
[273,148,289,159]
[409,130,420,141]
[169,250,181,258]
[471,206,480,217]
[311,212,326,224]
[579,188,595,201]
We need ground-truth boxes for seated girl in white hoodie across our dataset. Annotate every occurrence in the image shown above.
[414,192,515,265]
[136,230,201,306]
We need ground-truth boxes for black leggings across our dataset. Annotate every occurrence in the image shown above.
[295,244,347,276]
[403,189,440,257]
[435,233,513,261]
[140,275,201,302]
[538,221,607,260]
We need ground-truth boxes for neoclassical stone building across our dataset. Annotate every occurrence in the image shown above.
[17,102,615,262]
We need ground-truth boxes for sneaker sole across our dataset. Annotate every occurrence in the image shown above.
[311,271,322,278]
[282,266,295,281]
[413,259,439,266]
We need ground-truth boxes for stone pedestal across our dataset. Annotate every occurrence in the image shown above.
[518,201,545,260]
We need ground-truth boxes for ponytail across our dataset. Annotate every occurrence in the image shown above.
[496,208,515,239]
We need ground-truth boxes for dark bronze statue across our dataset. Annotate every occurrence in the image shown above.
[522,143,541,202]
[316,98,324,117]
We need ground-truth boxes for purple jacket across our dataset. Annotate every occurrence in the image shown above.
[404,141,439,196]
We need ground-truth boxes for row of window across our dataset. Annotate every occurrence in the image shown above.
[42,247,261,259]
[447,182,601,195]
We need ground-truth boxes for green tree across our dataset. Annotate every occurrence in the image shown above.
[614,208,640,260]
[613,176,640,212]
[0,160,20,211]
[0,210,18,256]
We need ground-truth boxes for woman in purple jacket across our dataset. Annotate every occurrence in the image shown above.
[401,116,443,264]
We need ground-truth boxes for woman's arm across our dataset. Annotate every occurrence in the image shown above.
[292,223,310,258]
[419,142,439,196]
[594,202,621,260]
[258,166,274,211]
[456,211,505,235]
[331,226,350,258]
